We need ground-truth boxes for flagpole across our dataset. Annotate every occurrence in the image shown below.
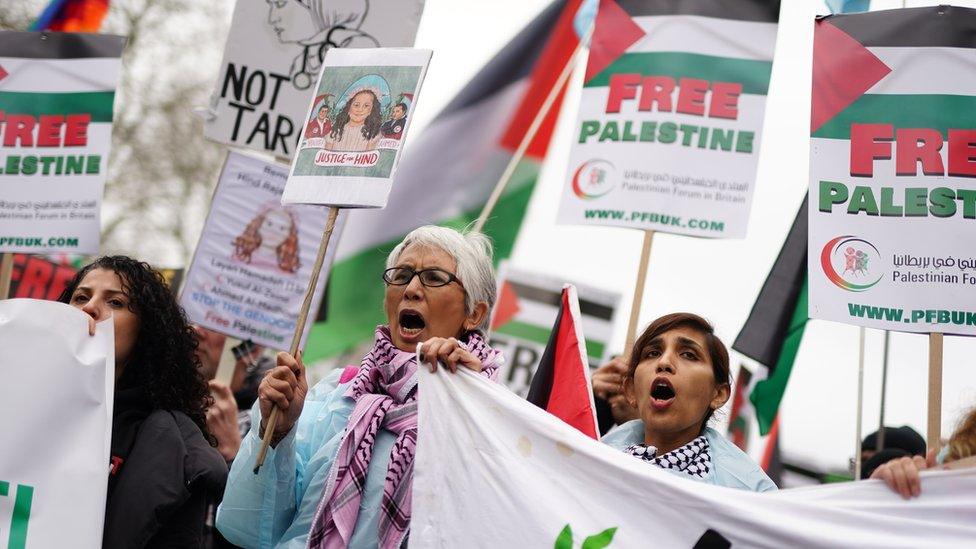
[877,330,890,450]
[254,205,341,474]
[854,326,866,480]
[624,230,654,354]
[473,26,593,233]
[927,332,943,452]
[0,253,14,299]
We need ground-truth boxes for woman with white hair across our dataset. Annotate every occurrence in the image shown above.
[216,226,503,548]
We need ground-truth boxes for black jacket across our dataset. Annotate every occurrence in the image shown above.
[103,388,227,548]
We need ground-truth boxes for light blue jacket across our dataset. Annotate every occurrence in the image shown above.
[602,421,778,492]
[216,368,393,548]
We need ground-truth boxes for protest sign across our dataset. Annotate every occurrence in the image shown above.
[807,7,976,336]
[557,1,779,238]
[0,31,124,254]
[489,264,620,397]
[181,151,344,349]
[412,366,976,548]
[6,254,182,301]
[203,0,425,158]
[0,299,114,549]
[282,48,431,208]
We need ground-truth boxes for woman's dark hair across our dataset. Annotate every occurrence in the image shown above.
[58,256,214,445]
[627,312,731,433]
[330,90,382,142]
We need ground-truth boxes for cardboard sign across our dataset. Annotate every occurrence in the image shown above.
[203,0,425,158]
[808,7,976,334]
[181,151,345,349]
[0,31,124,254]
[557,1,779,238]
[282,47,431,208]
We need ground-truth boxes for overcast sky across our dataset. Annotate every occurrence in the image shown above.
[407,0,976,472]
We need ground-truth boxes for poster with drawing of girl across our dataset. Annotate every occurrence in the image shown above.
[284,48,431,209]
[232,203,301,274]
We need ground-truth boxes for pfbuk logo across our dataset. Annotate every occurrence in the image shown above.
[571,159,614,199]
[821,235,883,292]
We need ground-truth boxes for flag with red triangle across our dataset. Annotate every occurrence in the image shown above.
[526,285,600,440]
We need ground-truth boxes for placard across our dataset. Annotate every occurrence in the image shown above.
[282,48,431,208]
[557,1,779,238]
[0,31,124,253]
[203,0,425,158]
[181,151,345,348]
[808,7,976,334]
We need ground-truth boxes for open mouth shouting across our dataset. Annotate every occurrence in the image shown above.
[649,377,676,411]
[397,309,427,343]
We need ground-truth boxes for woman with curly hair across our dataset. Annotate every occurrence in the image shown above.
[59,256,227,548]
[325,89,383,152]
[232,205,301,274]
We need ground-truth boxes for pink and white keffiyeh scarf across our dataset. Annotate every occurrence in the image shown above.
[307,327,501,549]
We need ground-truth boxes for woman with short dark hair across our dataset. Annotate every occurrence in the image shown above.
[602,313,776,492]
[59,256,227,547]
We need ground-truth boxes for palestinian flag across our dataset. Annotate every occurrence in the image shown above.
[726,363,754,452]
[808,6,976,335]
[490,264,620,397]
[303,1,582,360]
[526,285,600,439]
[732,198,808,435]
[557,0,780,237]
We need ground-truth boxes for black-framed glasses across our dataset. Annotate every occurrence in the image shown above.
[382,267,462,288]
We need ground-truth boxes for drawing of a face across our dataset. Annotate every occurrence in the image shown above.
[266,0,318,44]
[392,105,405,120]
[348,91,374,124]
[317,106,329,121]
[261,209,292,248]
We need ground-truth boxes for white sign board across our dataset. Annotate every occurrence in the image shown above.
[282,47,431,208]
[556,4,778,237]
[181,151,344,349]
[412,367,976,548]
[0,31,124,254]
[203,0,425,158]
[0,299,114,549]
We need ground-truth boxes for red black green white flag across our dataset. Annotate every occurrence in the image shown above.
[526,285,600,440]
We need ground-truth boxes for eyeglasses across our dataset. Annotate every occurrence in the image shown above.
[382,267,462,288]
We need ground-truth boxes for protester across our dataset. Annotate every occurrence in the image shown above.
[857,425,925,479]
[602,313,776,492]
[60,256,227,548]
[217,226,503,548]
[872,407,976,498]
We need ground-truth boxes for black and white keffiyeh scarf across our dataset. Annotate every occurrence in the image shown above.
[625,435,712,479]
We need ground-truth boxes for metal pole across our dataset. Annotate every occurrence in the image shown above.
[877,330,890,450]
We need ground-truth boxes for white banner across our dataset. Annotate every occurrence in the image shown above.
[282,48,431,208]
[412,367,976,548]
[0,32,124,254]
[181,151,344,349]
[203,0,425,159]
[0,299,114,549]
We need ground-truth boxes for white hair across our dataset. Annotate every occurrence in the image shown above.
[385,225,496,334]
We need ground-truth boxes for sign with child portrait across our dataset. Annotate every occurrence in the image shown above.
[282,47,432,208]
[180,151,346,349]
[203,0,425,158]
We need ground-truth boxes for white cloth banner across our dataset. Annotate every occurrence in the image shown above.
[412,368,976,548]
[181,151,344,349]
[0,299,114,549]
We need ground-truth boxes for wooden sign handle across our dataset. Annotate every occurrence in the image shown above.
[927,332,944,452]
[254,206,340,474]
[0,253,14,300]
[624,230,655,355]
